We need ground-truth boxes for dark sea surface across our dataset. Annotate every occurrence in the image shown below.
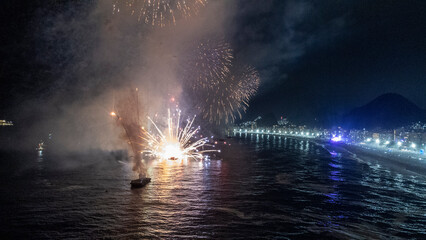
[1,134,426,239]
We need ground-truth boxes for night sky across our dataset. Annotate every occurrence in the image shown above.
[230,0,426,124]
[1,0,426,129]
[2,2,426,238]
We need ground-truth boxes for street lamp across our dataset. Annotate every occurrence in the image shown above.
[411,143,416,148]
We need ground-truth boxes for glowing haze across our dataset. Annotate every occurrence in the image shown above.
[4,1,238,153]
[1,0,261,171]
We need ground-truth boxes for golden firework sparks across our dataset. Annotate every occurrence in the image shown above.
[140,108,217,160]
[113,0,207,27]
[196,65,260,125]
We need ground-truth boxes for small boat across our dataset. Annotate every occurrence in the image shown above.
[130,178,151,189]
[36,141,45,151]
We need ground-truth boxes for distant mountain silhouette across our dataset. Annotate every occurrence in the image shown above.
[342,93,426,130]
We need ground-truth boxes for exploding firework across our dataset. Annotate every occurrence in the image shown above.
[140,109,217,160]
[112,0,207,27]
[181,38,233,90]
[196,65,260,125]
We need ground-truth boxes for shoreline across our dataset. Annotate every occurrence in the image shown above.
[310,138,426,176]
[234,133,426,176]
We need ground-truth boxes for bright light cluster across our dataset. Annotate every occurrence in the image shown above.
[140,109,217,160]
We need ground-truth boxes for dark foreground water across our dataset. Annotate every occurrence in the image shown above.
[1,135,426,239]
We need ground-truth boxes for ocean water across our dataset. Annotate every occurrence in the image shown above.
[1,134,425,239]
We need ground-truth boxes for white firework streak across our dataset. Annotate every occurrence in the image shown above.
[139,109,217,160]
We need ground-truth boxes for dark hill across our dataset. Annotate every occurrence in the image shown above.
[343,93,426,130]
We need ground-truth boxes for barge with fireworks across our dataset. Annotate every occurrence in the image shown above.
[130,177,151,188]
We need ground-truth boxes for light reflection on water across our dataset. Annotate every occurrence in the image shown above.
[1,134,425,239]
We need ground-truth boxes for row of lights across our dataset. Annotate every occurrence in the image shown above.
[365,138,417,149]
[235,129,320,137]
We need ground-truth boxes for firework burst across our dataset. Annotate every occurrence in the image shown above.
[112,0,207,27]
[182,38,233,90]
[196,65,260,125]
[140,109,217,160]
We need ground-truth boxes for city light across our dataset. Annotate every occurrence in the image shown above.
[233,124,425,162]
[233,119,426,162]
[331,135,342,142]
[0,120,13,126]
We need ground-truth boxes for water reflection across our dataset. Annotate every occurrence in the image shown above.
[4,135,426,239]
[125,157,223,236]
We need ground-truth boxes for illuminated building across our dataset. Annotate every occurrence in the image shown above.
[0,120,13,126]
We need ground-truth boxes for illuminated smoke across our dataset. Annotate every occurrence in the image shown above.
[113,88,147,177]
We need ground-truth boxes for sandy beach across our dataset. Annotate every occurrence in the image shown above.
[319,141,426,176]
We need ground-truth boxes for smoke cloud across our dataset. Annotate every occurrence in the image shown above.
[2,0,237,154]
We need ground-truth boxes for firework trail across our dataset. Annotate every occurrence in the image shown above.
[140,108,217,160]
[112,88,147,177]
[195,65,260,125]
[112,0,207,27]
[181,38,233,91]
